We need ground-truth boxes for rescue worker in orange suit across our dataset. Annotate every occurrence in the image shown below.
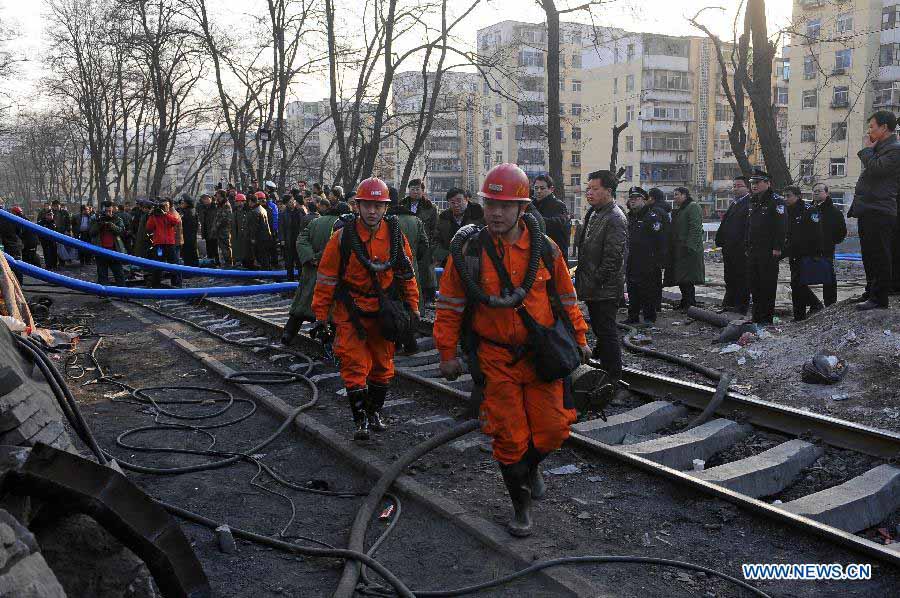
[312,177,419,440]
[434,163,591,537]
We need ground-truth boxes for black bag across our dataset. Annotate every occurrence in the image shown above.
[795,256,835,286]
[482,234,581,382]
[370,269,414,343]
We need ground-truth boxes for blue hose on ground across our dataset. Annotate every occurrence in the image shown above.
[0,209,288,278]
[5,254,298,298]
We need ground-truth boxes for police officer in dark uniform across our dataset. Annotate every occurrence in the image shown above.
[715,175,751,314]
[783,186,825,321]
[746,169,787,324]
[624,187,668,325]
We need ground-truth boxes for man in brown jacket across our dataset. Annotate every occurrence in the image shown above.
[574,169,627,383]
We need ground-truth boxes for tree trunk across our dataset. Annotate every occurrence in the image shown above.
[745,0,791,188]
[543,0,564,198]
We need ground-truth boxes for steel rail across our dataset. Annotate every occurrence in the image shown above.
[198,295,900,567]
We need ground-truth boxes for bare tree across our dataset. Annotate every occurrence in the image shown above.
[690,5,753,178]
[744,0,790,188]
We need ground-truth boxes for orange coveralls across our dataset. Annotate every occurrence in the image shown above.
[312,219,419,390]
[434,224,588,464]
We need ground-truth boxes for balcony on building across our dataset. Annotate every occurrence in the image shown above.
[639,162,692,185]
[873,82,900,110]
[642,69,694,102]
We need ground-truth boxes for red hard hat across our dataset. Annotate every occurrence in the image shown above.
[235,193,246,202]
[254,191,267,200]
[355,177,390,202]
[10,206,23,215]
[478,163,530,202]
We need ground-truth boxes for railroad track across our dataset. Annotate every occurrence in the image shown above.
[143,291,900,568]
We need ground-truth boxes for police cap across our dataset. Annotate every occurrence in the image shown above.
[749,168,770,182]
[628,186,649,199]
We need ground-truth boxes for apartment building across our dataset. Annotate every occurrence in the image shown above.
[787,0,884,210]
[476,20,603,217]
[581,32,756,218]
[389,71,482,209]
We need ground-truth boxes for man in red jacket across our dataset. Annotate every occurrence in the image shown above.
[145,199,182,288]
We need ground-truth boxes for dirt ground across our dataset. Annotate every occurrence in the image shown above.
[620,253,900,435]
[21,268,900,598]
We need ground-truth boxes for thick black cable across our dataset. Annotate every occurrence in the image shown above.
[618,321,724,381]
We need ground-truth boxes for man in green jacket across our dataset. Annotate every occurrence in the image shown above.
[282,201,350,345]
[389,187,429,315]
[401,179,438,305]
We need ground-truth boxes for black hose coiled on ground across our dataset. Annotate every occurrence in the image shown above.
[448,211,543,308]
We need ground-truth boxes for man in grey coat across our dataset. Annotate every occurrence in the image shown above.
[849,110,900,310]
[574,169,628,382]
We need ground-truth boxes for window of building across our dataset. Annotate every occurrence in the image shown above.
[613,106,618,122]
[832,86,849,107]
[482,79,490,93]
[880,43,900,67]
[516,148,544,164]
[837,12,853,34]
[614,47,620,64]
[571,151,581,166]
[572,80,582,92]
[571,126,582,140]
[801,125,816,143]
[559,103,565,115]
[495,127,502,140]
[799,159,814,178]
[775,86,788,105]
[626,74,634,92]
[570,173,581,188]
[626,43,635,60]
[571,54,582,68]
[613,78,618,94]
[626,104,635,121]
[802,89,817,108]
[806,18,821,41]
[883,6,900,30]
[834,49,852,71]
[495,150,503,164]
[782,59,791,81]
[482,129,490,145]
[494,103,502,116]
[804,55,816,79]
[571,31,582,45]
[571,103,582,116]
[518,50,544,67]
[831,121,847,141]
[515,124,543,140]
[625,135,634,152]
[830,157,846,177]
[644,70,692,91]
[651,105,692,120]
[521,76,542,92]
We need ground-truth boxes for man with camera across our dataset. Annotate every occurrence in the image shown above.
[89,201,126,286]
[145,199,182,287]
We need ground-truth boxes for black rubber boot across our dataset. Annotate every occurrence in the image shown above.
[523,445,548,500]
[281,313,305,346]
[499,460,533,537]
[346,388,369,441]
[366,381,389,432]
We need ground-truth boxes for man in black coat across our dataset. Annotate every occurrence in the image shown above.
[811,183,847,306]
[531,175,571,259]
[624,187,668,324]
[746,169,787,325]
[849,110,900,310]
[784,186,825,321]
[714,175,751,314]
[280,194,307,281]
[179,196,199,267]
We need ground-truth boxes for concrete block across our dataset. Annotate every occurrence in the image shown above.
[572,401,687,444]
[691,439,823,498]
[781,464,900,533]
[618,419,749,470]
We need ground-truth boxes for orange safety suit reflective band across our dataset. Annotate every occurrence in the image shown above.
[312,218,419,389]
[433,223,589,464]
